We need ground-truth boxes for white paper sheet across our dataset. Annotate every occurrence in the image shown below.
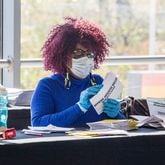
[147,98,165,120]
[68,128,128,136]
[87,119,137,131]
[90,72,123,114]
[28,124,74,132]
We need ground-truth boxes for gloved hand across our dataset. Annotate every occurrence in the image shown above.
[78,84,103,111]
[103,98,120,118]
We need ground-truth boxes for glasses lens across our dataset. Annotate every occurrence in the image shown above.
[72,49,94,59]
[87,52,95,58]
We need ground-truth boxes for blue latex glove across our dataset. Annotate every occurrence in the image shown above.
[103,98,120,118]
[78,84,103,111]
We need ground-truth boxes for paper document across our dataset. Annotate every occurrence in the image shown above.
[130,115,149,121]
[22,125,74,136]
[28,124,74,132]
[22,129,51,135]
[87,119,138,131]
[7,89,34,106]
[68,128,128,137]
[136,115,164,127]
[90,72,122,114]
[130,115,165,129]
[147,98,165,120]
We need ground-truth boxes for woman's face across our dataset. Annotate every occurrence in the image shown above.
[67,43,95,79]
[68,43,94,67]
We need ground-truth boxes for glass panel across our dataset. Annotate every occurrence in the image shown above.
[20,68,50,89]
[21,0,152,58]
[94,64,165,98]
[21,0,165,99]
[0,0,3,84]
[156,0,165,55]
[0,0,2,58]
[21,63,165,98]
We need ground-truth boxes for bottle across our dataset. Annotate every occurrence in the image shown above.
[0,84,8,127]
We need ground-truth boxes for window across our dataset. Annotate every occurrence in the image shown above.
[0,0,3,83]
[0,0,20,87]
[1,0,165,98]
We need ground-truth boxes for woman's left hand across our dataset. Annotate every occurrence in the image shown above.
[103,98,120,118]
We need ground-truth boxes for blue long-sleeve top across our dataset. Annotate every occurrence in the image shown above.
[31,73,125,127]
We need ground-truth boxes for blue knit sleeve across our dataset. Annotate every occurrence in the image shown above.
[31,79,84,127]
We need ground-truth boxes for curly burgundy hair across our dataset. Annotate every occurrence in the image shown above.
[42,17,110,74]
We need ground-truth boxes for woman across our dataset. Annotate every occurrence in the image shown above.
[31,17,125,128]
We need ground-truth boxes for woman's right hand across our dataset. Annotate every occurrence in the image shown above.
[78,84,103,112]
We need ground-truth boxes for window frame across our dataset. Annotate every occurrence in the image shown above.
[0,0,20,87]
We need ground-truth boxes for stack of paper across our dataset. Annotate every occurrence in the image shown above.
[7,88,23,106]
[68,128,128,137]
[87,119,138,131]
[7,89,34,106]
[22,124,74,136]
[128,97,165,129]
[131,115,165,129]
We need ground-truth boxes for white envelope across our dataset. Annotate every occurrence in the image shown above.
[90,72,123,114]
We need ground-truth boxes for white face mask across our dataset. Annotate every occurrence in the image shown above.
[70,57,94,79]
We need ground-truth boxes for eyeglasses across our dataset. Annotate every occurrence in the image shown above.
[72,49,95,59]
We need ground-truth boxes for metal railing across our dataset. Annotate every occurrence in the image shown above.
[1,55,165,69]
